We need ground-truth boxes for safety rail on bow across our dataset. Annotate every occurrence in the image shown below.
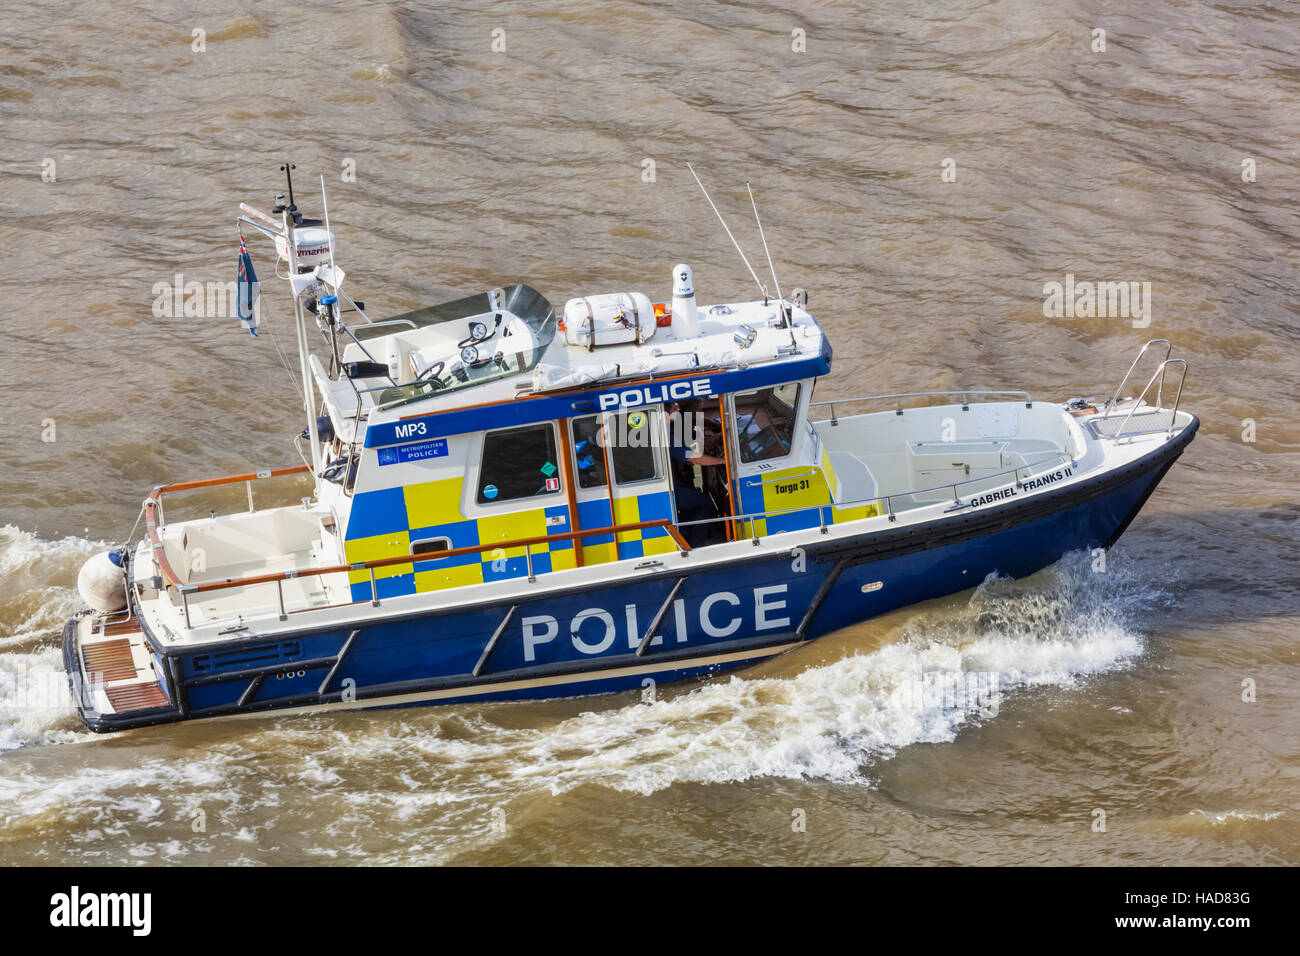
[1103,359,1189,442]
[1101,339,1172,415]
[1094,339,1190,442]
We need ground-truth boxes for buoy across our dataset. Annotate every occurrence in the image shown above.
[78,550,128,613]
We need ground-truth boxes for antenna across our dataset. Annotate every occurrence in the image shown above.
[746,181,789,328]
[319,174,341,370]
[686,163,766,299]
[318,174,339,292]
[280,162,297,212]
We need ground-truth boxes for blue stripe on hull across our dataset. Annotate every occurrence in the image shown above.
[174,460,1168,718]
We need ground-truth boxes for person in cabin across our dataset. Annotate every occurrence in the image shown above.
[665,399,725,547]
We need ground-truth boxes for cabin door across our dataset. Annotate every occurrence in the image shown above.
[567,409,677,563]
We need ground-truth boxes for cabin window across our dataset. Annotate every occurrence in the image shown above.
[411,537,450,556]
[571,412,661,488]
[476,423,562,504]
[734,383,800,462]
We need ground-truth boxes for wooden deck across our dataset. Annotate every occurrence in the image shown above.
[80,621,172,716]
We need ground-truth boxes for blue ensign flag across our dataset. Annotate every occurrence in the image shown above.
[237,232,260,337]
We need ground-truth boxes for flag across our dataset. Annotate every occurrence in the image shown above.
[237,231,260,337]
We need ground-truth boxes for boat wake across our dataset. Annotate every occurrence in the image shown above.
[0,524,105,752]
[0,533,1166,863]
[271,549,1162,861]
[461,550,1161,796]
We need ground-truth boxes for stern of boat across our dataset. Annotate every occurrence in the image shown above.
[63,612,180,732]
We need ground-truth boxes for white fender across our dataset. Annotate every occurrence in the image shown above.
[78,551,128,613]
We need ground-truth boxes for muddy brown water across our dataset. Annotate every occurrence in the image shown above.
[0,0,1296,864]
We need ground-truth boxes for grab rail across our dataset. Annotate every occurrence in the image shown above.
[166,517,688,629]
[141,468,691,628]
[810,390,1032,425]
[175,518,688,597]
[1110,359,1188,442]
[142,442,1078,631]
[1101,339,1172,416]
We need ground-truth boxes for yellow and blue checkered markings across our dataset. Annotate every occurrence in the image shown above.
[737,452,879,537]
[575,491,677,564]
[345,476,575,600]
[343,473,676,600]
[475,505,576,583]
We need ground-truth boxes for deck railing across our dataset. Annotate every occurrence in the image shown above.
[810,389,1033,425]
[1101,339,1171,414]
[677,450,1077,542]
[142,440,1076,631]
[1096,339,1189,441]
[144,465,313,589]
[141,467,689,629]
[1097,359,1189,441]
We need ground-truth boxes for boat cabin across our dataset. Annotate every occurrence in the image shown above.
[304,276,855,602]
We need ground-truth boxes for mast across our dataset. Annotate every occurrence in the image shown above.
[278,162,323,477]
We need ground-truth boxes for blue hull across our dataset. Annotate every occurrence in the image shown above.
[68,421,1194,731]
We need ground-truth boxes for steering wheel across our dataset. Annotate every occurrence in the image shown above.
[416,360,445,383]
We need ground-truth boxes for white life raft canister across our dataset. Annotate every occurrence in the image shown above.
[670,264,700,339]
[563,292,656,348]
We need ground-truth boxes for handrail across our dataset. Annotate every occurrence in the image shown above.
[1111,359,1188,442]
[141,465,691,629]
[742,469,818,487]
[179,518,689,596]
[151,464,312,499]
[144,465,315,595]
[346,317,417,334]
[810,390,1032,425]
[1101,339,1171,416]
[144,444,1081,631]
[150,504,687,596]
[678,450,1077,537]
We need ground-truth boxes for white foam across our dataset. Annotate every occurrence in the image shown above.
[1189,809,1283,826]
[464,553,1154,795]
[0,523,108,581]
[0,525,110,750]
[0,647,84,752]
[292,551,1154,801]
[0,547,1161,862]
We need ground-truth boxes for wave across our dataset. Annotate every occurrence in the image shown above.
[0,524,104,750]
[0,543,1161,861]
[267,550,1156,806]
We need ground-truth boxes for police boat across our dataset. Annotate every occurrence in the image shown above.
[64,171,1197,732]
